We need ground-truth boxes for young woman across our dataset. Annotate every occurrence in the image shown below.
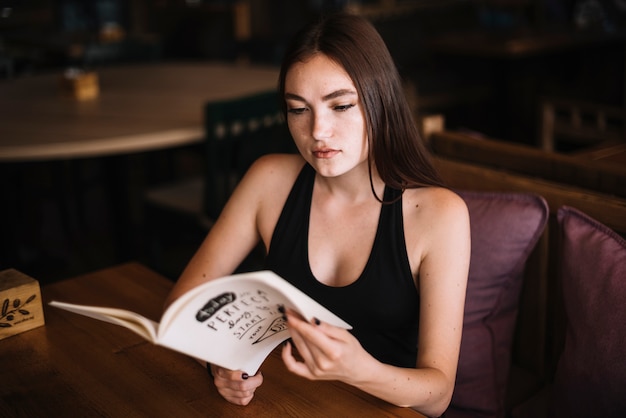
[164,11,470,417]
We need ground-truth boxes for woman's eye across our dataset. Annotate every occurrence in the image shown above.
[334,104,355,112]
[288,107,306,115]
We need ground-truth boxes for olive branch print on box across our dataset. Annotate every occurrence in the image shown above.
[0,294,37,327]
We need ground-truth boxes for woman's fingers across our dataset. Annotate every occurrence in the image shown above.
[282,339,315,378]
[283,309,355,379]
[211,365,263,406]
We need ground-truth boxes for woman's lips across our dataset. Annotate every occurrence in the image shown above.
[312,148,339,159]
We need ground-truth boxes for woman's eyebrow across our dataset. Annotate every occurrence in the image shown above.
[322,89,357,101]
[284,92,305,102]
[284,89,357,103]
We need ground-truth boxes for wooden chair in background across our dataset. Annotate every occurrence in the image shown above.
[201,91,294,221]
[143,90,294,276]
[540,98,626,152]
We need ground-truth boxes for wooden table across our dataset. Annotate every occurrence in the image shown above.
[0,262,424,418]
[0,62,279,161]
[0,62,280,269]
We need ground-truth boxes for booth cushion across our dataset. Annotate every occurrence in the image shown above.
[446,191,548,418]
[551,206,626,417]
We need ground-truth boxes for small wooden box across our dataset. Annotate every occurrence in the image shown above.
[59,69,99,100]
[0,269,45,340]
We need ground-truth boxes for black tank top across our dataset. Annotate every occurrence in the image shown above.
[265,164,419,368]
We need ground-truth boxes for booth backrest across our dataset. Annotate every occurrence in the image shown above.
[433,156,626,414]
[430,130,626,198]
[549,206,626,417]
[446,191,548,418]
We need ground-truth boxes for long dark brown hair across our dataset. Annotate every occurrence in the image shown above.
[278,11,445,200]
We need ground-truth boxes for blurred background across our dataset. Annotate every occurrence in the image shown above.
[1,0,624,284]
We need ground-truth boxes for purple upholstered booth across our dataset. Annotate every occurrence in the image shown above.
[445,191,548,418]
[549,206,626,418]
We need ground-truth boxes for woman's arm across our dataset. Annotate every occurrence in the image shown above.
[162,154,303,406]
[163,154,302,308]
[162,169,262,308]
[281,188,470,417]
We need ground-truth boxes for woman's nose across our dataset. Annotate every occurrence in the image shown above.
[311,111,332,140]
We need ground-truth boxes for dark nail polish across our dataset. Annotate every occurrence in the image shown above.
[314,317,321,326]
[242,373,249,380]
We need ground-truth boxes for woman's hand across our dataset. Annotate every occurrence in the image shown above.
[281,308,372,383]
[209,364,264,406]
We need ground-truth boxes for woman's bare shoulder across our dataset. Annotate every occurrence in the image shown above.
[403,186,470,234]
[402,187,471,279]
[240,154,306,245]
[404,186,468,215]
[249,153,305,173]
[244,153,306,188]
[238,153,306,212]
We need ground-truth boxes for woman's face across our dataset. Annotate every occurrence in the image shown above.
[284,53,368,178]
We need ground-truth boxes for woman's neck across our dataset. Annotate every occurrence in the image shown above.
[313,164,385,205]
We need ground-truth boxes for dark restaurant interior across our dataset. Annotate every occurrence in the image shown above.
[2,0,624,283]
[1,1,626,417]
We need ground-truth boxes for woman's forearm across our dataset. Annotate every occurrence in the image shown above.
[348,360,454,417]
